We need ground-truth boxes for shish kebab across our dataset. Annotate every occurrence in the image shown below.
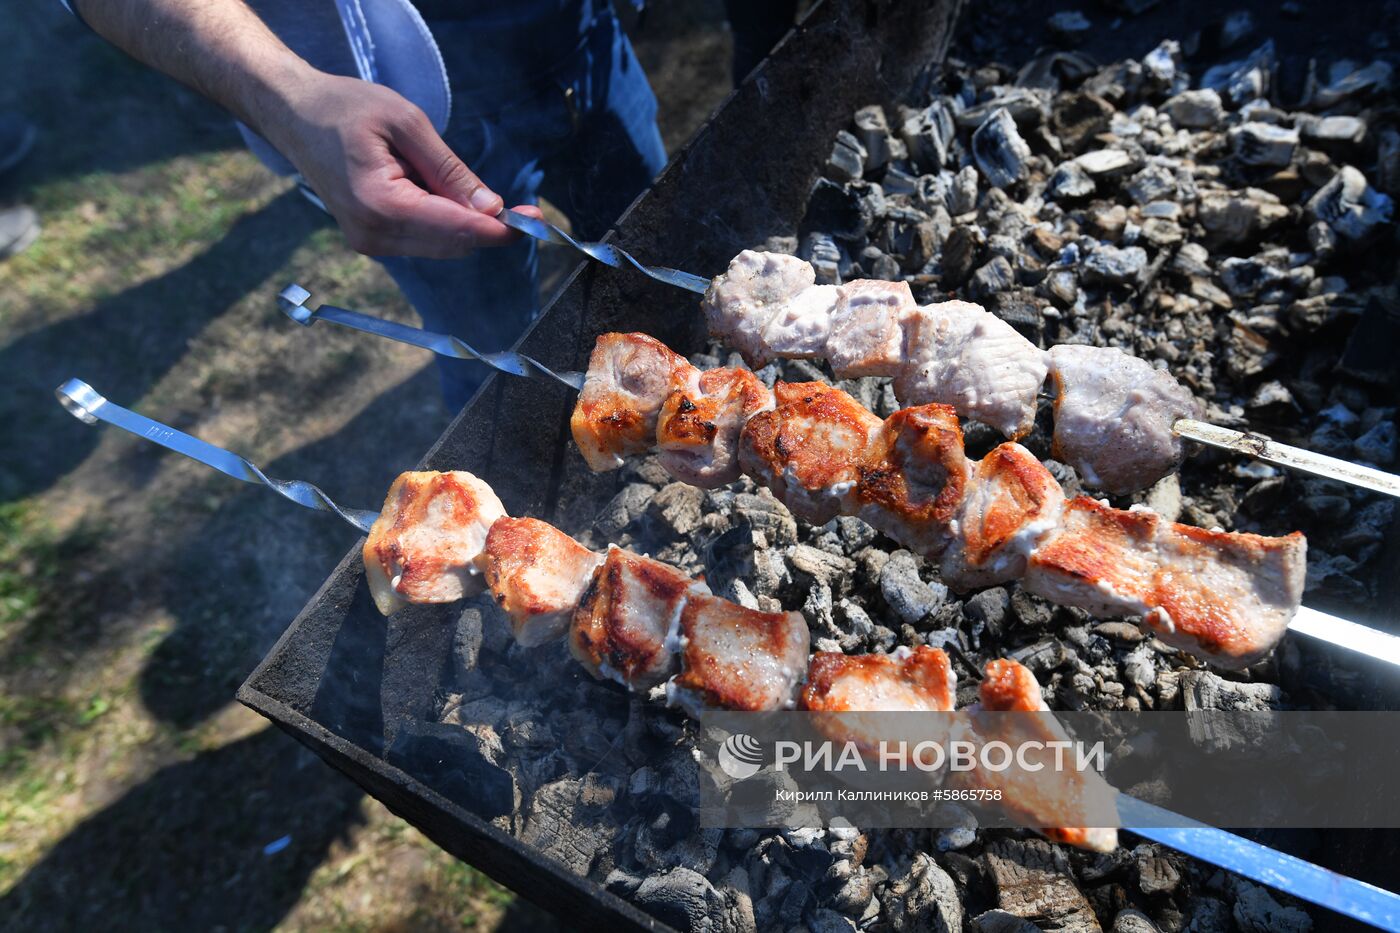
[490,209,1400,500]
[51,382,1400,932]
[276,287,1400,672]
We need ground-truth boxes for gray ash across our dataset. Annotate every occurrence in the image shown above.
[406,23,1399,933]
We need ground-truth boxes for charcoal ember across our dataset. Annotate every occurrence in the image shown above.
[880,207,940,270]
[1075,148,1137,178]
[807,907,858,932]
[989,290,1046,338]
[1354,420,1398,465]
[1085,202,1128,241]
[949,164,980,215]
[1218,256,1287,297]
[1169,241,1212,277]
[1042,268,1080,308]
[1201,40,1274,107]
[519,774,621,876]
[1306,165,1394,240]
[1081,244,1147,286]
[788,543,855,591]
[975,910,1043,933]
[1228,121,1297,168]
[941,224,985,287]
[971,254,1016,298]
[1142,39,1182,87]
[805,179,885,243]
[862,246,902,282]
[900,100,958,172]
[632,867,732,933]
[635,816,721,875]
[1113,907,1162,932]
[933,804,978,852]
[625,454,676,487]
[647,482,705,538]
[880,852,962,933]
[1230,879,1313,933]
[1247,379,1296,416]
[1162,88,1224,128]
[1338,298,1400,386]
[1299,114,1367,148]
[1182,670,1281,713]
[853,105,895,172]
[828,862,887,915]
[1051,90,1115,153]
[802,231,850,284]
[1198,188,1288,243]
[1047,160,1096,199]
[1046,10,1091,46]
[1309,59,1393,109]
[389,720,518,819]
[982,839,1101,932]
[826,130,868,184]
[595,482,656,539]
[1133,846,1182,895]
[1124,164,1176,204]
[1084,58,1146,106]
[1377,128,1400,195]
[1009,638,1066,674]
[879,551,947,625]
[972,107,1032,189]
[958,89,1051,129]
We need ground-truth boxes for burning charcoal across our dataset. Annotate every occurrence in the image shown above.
[632,867,731,933]
[1047,161,1096,200]
[826,130,867,184]
[1377,129,1400,195]
[853,105,894,172]
[1300,115,1367,147]
[1085,202,1128,241]
[1182,670,1281,712]
[982,840,1100,931]
[1230,879,1313,933]
[1124,164,1175,204]
[1354,421,1398,465]
[948,165,980,215]
[1140,217,1182,248]
[972,108,1031,189]
[901,100,958,172]
[647,482,705,538]
[1142,40,1182,87]
[958,89,1051,129]
[1162,88,1224,128]
[965,586,1011,631]
[1219,256,1287,297]
[801,232,849,285]
[882,165,920,197]
[808,908,858,932]
[1046,10,1090,46]
[787,543,854,591]
[1305,165,1394,240]
[1084,59,1147,104]
[1310,59,1393,109]
[1114,907,1162,932]
[971,255,1016,298]
[595,482,655,540]
[941,224,985,287]
[881,853,963,932]
[1198,188,1288,243]
[934,804,978,851]
[1134,847,1182,895]
[1010,638,1067,674]
[879,550,947,624]
[1081,244,1147,286]
[1201,41,1274,107]
[1230,122,1298,167]
[1051,91,1115,152]
[976,911,1043,933]
[1043,268,1080,308]
[388,720,517,819]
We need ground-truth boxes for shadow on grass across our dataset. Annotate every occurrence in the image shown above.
[0,189,324,501]
[135,365,446,730]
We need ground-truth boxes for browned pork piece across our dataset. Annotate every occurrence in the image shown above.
[656,366,775,487]
[1047,345,1203,496]
[853,403,970,557]
[702,249,816,366]
[481,517,607,647]
[363,470,508,615]
[969,659,1119,852]
[666,592,811,714]
[895,300,1048,439]
[739,381,883,524]
[570,546,707,689]
[1024,497,1307,667]
[938,443,1064,590]
[571,333,698,471]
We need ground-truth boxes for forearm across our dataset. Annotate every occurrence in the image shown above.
[72,0,311,135]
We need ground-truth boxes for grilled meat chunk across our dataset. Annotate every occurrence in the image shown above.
[667,593,810,713]
[1048,345,1203,495]
[657,367,775,488]
[570,546,706,688]
[894,300,1048,439]
[970,659,1119,852]
[703,250,816,367]
[855,404,970,557]
[940,443,1064,590]
[363,471,508,616]
[827,279,918,378]
[802,647,955,713]
[739,381,882,524]
[761,284,840,359]
[481,517,606,647]
[1024,497,1306,667]
[571,333,698,471]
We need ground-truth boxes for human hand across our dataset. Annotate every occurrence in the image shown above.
[263,70,540,258]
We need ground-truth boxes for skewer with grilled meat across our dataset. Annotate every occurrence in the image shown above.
[570,336,1307,668]
[701,251,1201,492]
[571,332,699,471]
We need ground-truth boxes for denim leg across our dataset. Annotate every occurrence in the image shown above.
[540,12,667,239]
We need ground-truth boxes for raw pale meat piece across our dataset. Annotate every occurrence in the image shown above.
[702,250,816,366]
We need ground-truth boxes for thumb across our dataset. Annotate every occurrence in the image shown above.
[390,111,502,214]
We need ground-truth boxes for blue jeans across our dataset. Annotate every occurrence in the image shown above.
[378,10,667,411]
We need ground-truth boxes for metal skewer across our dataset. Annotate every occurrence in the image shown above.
[279,284,1400,502]
[43,377,1400,932]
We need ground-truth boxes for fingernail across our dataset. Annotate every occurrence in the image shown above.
[470,188,501,212]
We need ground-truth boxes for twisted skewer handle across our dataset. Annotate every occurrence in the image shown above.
[496,208,711,295]
[55,379,379,534]
[278,285,585,392]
